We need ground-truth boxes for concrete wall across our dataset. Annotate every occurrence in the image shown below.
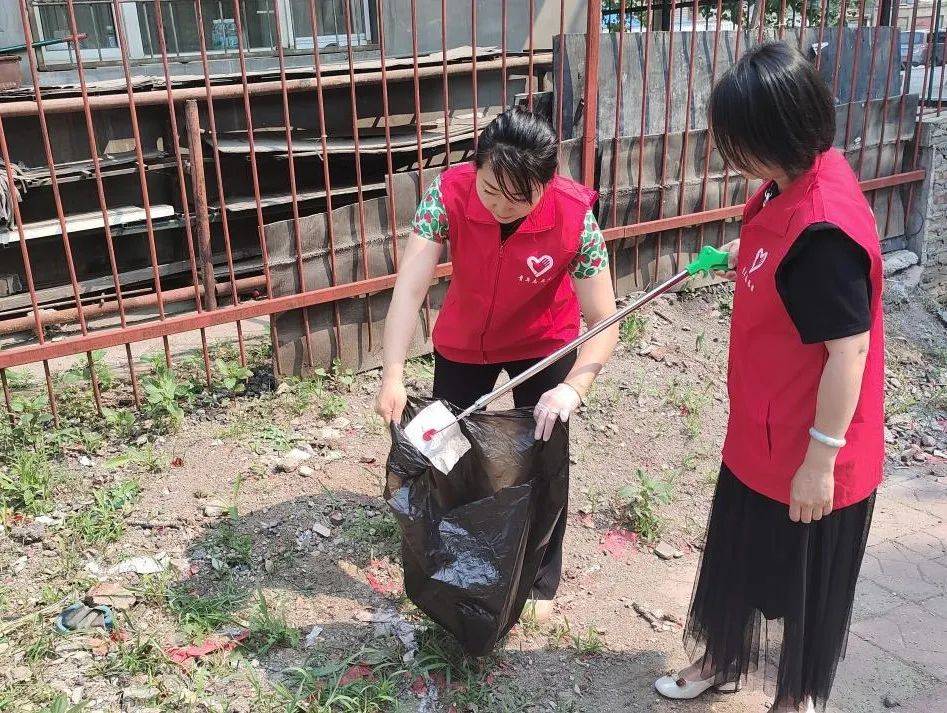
[914,114,947,303]
[382,0,589,56]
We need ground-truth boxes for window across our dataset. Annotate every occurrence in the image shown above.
[31,0,374,67]
[33,1,121,63]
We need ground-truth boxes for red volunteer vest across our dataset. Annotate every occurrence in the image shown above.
[721,149,885,509]
[432,163,598,364]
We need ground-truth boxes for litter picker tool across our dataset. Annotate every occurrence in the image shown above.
[405,245,732,471]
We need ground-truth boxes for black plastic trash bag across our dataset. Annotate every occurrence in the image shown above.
[385,397,569,657]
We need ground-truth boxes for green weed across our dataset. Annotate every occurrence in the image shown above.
[4,369,35,392]
[571,626,604,656]
[404,355,435,382]
[209,523,253,566]
[245,590,300,654]
[665,378,712,439]
[102,407,137,440]
[167,584,247,638]
[141,365,194,430]
[59,351,115,391]
[620,314,647,346]
[0,449,57,514]
[91,636,168,678]
[343,509,401,559]
[216,358,253,393]
[104,446,167,473]
[614,470,673,543]
[39,694,88,713]
[67,480,140,546]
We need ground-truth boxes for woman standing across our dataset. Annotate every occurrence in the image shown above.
[654,42,884,712]
[375,108,619,621]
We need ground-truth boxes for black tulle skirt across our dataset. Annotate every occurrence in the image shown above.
[684,464,875,710]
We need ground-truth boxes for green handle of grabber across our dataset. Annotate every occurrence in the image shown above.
[685,246,731,277]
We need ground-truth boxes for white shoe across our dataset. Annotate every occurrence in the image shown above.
[654,673,739,700]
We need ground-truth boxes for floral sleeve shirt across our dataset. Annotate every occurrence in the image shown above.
[411,175,609,279]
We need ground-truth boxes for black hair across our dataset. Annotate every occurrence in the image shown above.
[708,40,835,177]
[474,107,558,203]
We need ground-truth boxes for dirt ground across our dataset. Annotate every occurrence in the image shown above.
[1,281,945,713]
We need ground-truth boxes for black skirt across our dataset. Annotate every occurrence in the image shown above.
[684,464,875,710]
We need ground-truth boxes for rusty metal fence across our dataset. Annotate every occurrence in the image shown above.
[0,0,937,422]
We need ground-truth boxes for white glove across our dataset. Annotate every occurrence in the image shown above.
[533,383,582,442]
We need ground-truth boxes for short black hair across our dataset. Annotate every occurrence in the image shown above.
[474,107,558,203]
[708,40,835,177]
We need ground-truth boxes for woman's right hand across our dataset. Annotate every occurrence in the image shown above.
[719,239,740,281]
[375,376,408,425]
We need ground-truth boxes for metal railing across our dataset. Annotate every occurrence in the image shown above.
[0,0,938,423]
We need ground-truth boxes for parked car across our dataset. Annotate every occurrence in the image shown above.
[901,30,929,67]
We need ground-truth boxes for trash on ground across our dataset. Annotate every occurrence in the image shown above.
[86,583,136,611]
[165,628,249,667]
[371,604,418,661]
[109,552,171,575]
[303,625,323,649]
[338,664,374,686]
[55,603,115,633]
[602,529,638,560]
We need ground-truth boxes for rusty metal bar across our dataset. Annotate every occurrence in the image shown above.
[698,0,725,250]
[0,276,267,337]
[634,0,654,283]
[63,0,142,405]
[502,0,509,106]
[15,0,104,413]
[0,114,60,422]
[152,0,212,388]
[306,0,345,355]
[194,0,248,366]
[581,0,602,187]
[0,168,923,372]
[185,100,218,312]
[342,0,375,352]
[528,0,535,108]
[440,0,452,164]
[109,0,174,369]
[0,55,549,119]
[267,0,314,369]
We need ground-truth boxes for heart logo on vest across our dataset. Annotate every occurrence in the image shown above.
[748,248,769,274]
[527,254,554,278]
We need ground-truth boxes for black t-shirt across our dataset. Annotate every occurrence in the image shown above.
[774,224,872,345]
[765,183,872,344]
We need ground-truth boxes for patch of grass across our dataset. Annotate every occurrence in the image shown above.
[104,445,167,473]
[665,378,712,439]
[571,625,604,656]
[167,584,247,639]
[67,480,140,546]
[620,314,647,346]
[24,627,57,663]
[404,355,435,382]
[343,508,401,559]
[209,522,253,567]
[276,649,402,713]
[245,590,300,655]
[4,369,35,392]
[717,291,734,316]
[92,636,168,678]
[0,449,58,514]
[613,470,673,543]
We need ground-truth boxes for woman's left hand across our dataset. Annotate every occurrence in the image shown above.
[533,383,582,441]
[789,445,836,523]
